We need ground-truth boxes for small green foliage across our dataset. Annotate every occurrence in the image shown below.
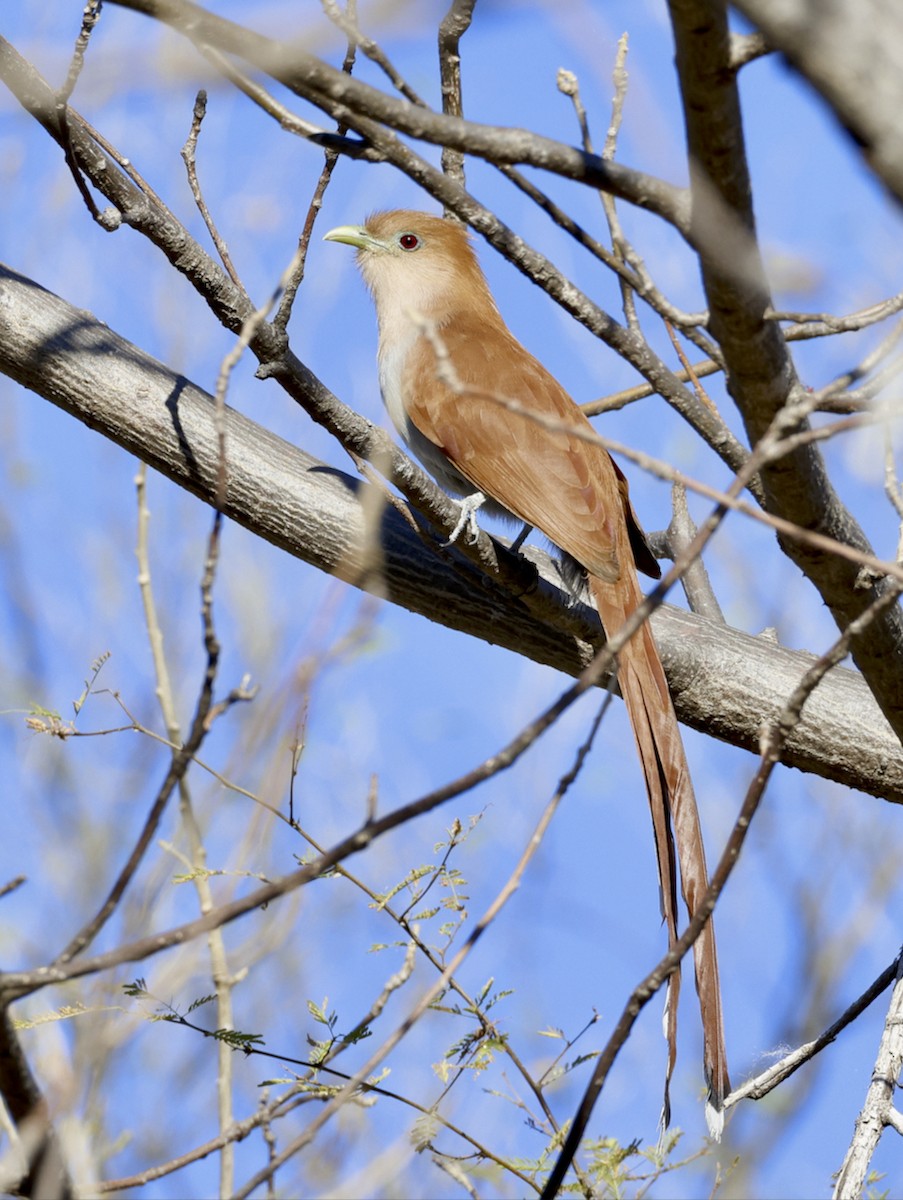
[26,652,112,737]
[368,939,413,952]
[541,1049,601,1089]
[123,980,263,1053]
[73,651,111,717]
[25,705,74,738]
[172,868,215,883]
[186,994,217,1014]
[28,703,64,722]
[410,905,441,921]
[306,997,337,1028]
[864,1170,889,1200]
[410,1111,440,1152]
[342,1023,372,1046]
[572,1130,692,1199]
[208,1027,265,1052]
[305,1037,331,1065]
[371,865,433,911]
[438,866,468,912]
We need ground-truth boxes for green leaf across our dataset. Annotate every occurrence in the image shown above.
[186,994,217,1014]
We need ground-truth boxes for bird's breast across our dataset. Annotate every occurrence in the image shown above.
[377,327,481,500]
[377,328,419,443]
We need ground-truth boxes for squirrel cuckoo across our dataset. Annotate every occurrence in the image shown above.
[325,210,728,1130]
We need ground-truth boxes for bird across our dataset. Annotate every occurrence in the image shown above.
[324,209,729,1131]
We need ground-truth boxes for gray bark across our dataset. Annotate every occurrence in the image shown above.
[1,261,899,803]
[732,0,903,205]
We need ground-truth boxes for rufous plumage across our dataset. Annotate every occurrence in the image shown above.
[325,210,729,1130]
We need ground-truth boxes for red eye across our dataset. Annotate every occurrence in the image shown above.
[398,233,420,251]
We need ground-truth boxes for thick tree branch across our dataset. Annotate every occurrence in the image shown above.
[0,262,900,803]
[104,0,690,229]
[0,32,752,498]
[731,0,903,206]
[833,954,903,1198]
[667,0,903,744]
[0,1011,71,1198]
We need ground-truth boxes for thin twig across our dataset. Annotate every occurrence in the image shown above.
[273,1,359,337]
[601,37,641,333]
[438,0,476,190]
[770,293,903,336]
[197,43,342,141]
[661,482,725,622]
[586,358,723,416]
[54,1,111,227]
[590,299,903,416]
[180,90,244,290]
[559,55,638,333]
[833,954,903,1198]
[664,317,718,411]
[0,877,26,901]
[135,466,238,1196]
[724,955,901,1107]
[321,0,424,104]
[883,428,903,563]
[51,514,229,966]
[232,696,611,1200]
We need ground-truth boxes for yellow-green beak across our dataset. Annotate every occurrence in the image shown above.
[323,224,378,251]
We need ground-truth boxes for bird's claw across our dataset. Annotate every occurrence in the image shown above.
[444,491,486,546]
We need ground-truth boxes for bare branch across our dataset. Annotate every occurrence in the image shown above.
[105,0,690,227]
[833,955,903,1197]
[660,483,725,622]
[180,90,244,292]
[0,32,754,490]
[437,0,475,189]
[0,1012,71,1198]
[1,264,900,803]
[52,514,229,967]
[273,12,358,337]
[724,955,901,1108]
[667,0,903,749]
[732,0,903,204]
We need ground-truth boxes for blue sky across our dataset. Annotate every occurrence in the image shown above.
[2,2,902,1197]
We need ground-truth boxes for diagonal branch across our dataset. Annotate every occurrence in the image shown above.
[1,262,901,803]
[667,0,903,744]
[104,0,689,227]
[0,1011,71,1198]
[731,0,903,206]
[0,32,755,502]
[833,953,903,1198]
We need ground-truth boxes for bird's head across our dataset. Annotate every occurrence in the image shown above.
[324,210,498,325]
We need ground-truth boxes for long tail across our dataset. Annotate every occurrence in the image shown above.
[590,573,729,1135]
